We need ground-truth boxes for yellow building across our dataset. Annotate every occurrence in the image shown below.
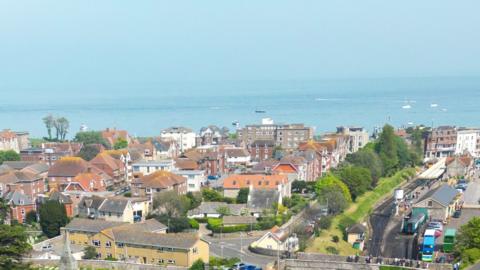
[65,218,209,267]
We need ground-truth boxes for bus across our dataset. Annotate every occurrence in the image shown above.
[421,229,436,262]
[443,229,456,253]
[402,213,426,234]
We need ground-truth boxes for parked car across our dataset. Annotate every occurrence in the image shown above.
[453,210,462,218]
[427,221,443,237]
[41,243,53,251]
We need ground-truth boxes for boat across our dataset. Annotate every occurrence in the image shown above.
[232,120,239,126]
[255,109,266,113]
[430,103,438,108]
[402,104,411,109]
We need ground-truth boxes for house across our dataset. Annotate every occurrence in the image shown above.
[223,174,291,198]
[455,128,480,158]
[160,127,196,153]
[48,157,93,190]
[101,128,132,146]
[172,170,206,192]
[90,153,126,185]
[346,223,367,250]
[336,126,369,154]
[224,148,251,168]
[412,184,460,222]
[298,141,331,180]
[0,129,20,152]
[131,159,174,176]
[152,139,178,159]
[65,218,208,267]
[78,195,107,219]
[174,158,199,171]
[132,171,187,198]
[128,141,155,160]
[73,172,108,192]
[426,126,457,158]
[247,188,282,216]
[187,202,247,218]
[249,226,299,255]
[21,142,83,164]
[198,125,229,146]
[3,190,36,224]
[0,171,45,201]
[446,155,474,179]
[249,140,275,161]
[78,196,149,223]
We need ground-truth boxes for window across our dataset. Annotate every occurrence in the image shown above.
[92,240,101,247]
[117,243,124,248]
[232,181,236,185]
[428,200,433,207]
[246,181,250,185]
[258,181,262,185]
[193,247,198,254]
[105,241,112,248]
[265,181,269,186]
[168,260,176,264]
[158,259,164,264]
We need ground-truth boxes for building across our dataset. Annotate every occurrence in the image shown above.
[101,128,132,146]
[48,191,75,217]
[249,226,299,255]
[224,147,251,169]
[455,128,480,157]
[132,170,187,198]
[4,190,35,224]
[223,174,291,198]
[65,218,208,267]
[336,126,369,153]
[15,131,30,151]
[173,170,206,192]
[78,196,150,223]
[237,122,313,150]
[90,153,126,185]
[0,170,45,201]
[20,142,83,164]
[187,202,247,218]
[426,126,457,158]
[152,139,178,159]
[247,188,282,216]
[160,127,196,153]
[346,223,367,250]
[198,125,229,145]
[412,184,460,222]
[72,172,107,192]
[0,129,20,152]
[131,159,174,176]
[249,140,275,161]
[446,155,474,179]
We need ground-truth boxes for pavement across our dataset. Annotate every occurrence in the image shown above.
[463,170,480,205]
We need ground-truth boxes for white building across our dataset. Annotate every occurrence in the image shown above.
[0,129,20,153]
[131,159,174,175]
[455,129,480,157]
[160,127,196,153]
[336,126,369,153]
[172,170,207,192]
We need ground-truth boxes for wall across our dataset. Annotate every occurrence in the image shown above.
[27,258,187,270]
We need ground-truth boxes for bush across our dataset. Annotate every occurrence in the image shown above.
[25,210,37,224]
[123,192,132,197]
[209,257,240,268]
[189,259,205,270]
[318,216,332,230]
[326,246,339,255]
[461,248,480,266]
[189,219,199,230]
[194,217,209,223]
[332,235,340,243]
[82,246,98,259]
[257,216,276,230]
[206,218,251,233]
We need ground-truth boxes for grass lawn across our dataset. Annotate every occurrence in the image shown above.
[306,168,416,255]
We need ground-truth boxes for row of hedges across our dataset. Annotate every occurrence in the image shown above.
[206,217,278,233]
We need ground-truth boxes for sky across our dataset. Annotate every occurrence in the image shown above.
[1,1,480,93]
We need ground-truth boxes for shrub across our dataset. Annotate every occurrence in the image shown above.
[460,248,480,266]
[332,235,340,243]
[318,216,332,230]
[82,246,98,259]
[189,259,205,270]
[189,219,199,230]
[326,246,339,255]
[194,217,209,223]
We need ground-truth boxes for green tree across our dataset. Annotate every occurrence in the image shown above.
[455,217,480,265]
[114,138,128,150]
[55,117,69,141]
[82,246,98,259]
[0,198,8,224]
[202,188,224,202]
[236,188,249,203]
[39,200,69,238]
[25,210,37,224]
[291,180,308,193]
[77,144,100,161]
[186,192,202,210]
[0,150,20,165]
[153,191,190,217]
[337,166,372,200]
[345,149,383,184]
[216,206,231,216]
[74,131,111,149]
[315,174,352,214]
[0,225,31,269]
[190,259,205,270]
[151,214,191,233]
[375,124,399,176]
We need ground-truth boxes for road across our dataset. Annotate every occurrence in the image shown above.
[206,236,275,267]
[463,170,480,205]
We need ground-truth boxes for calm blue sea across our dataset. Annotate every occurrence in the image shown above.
[2,77,480,138]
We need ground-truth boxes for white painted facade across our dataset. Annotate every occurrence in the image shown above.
[131,159,174,175]
[456,129,480,157]
[160,127,196,153]
[173,170,206,192]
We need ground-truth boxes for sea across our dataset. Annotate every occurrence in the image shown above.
[2,77,480,138]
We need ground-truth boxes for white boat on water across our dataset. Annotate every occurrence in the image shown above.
[402,104,411,109]
[430,103,438,108]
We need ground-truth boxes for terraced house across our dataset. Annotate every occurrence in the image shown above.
[65,218,209,267]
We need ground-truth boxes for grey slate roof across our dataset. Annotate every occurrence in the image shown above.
[65,218,125,233]
[187,202,246,216]
[21,163,49,175]
[347,223,367,234]
[98,198,130,214]
[49,191,73,204]
[127,219,168,232]
[247,189,280,211]
[112,230,200,250]
[2,161,36,170]
[78,195,106,210]
[4,190,34,205]
[430,184,459,207]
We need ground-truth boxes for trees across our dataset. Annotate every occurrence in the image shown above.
[190,259,205,270]
[337,166,373,201]
[114,138,128,150]
[82,246,98,260]
[202,189,224,202]
[236,188,249,203]
[0,150,20,165]
[25,210,37,224]
[0,225,31,269]
[42,114,55,140]
[151,214,191,233]
[345,149,383,184]
[0,198,8,224]
[77,144,100,161]
[292,180,308,193]
[39,200,69,238]
[42,115,69,141]
[74,131,110,149]
[153,191,190,217]
[315,174,352,215]
[216,206,231,216]
[455,217,480,264]
[186,192,202,210]
[375,124,399,176]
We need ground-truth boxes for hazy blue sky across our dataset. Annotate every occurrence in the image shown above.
[1,1,480,92]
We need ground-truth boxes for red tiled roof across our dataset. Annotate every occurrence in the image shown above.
[223,174,288,189]
[48,157,90,177]
[133,171,186,189]
[175,158,198,170]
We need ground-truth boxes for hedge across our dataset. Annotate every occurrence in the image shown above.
[189,219,199,230]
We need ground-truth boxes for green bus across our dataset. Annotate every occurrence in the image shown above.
[443,228,456,253]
